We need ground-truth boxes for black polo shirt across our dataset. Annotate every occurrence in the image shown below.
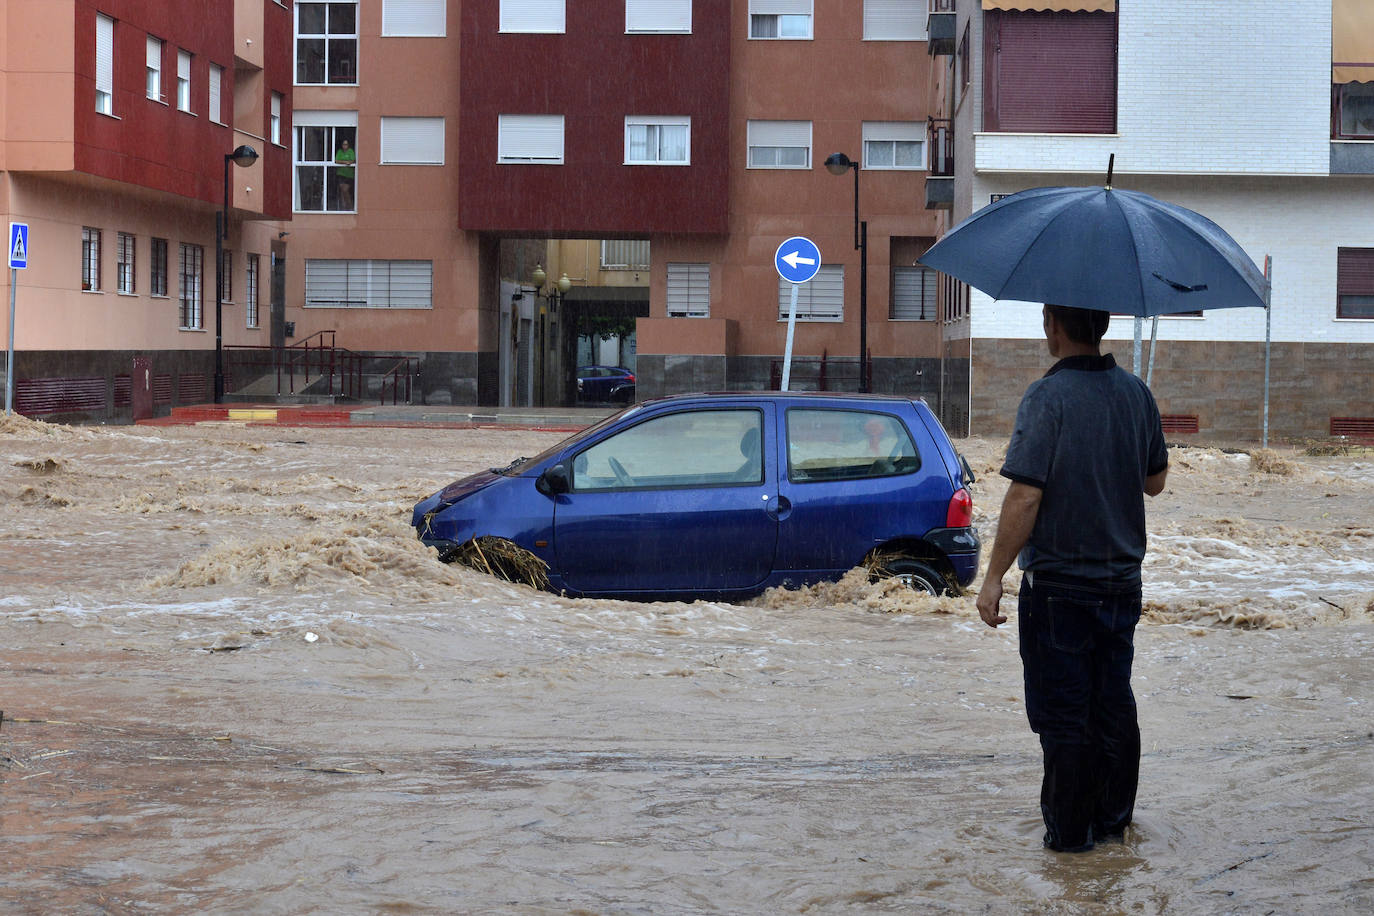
[1001,353,1169,588]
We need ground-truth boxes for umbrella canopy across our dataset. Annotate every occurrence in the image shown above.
[919,185,1269,317]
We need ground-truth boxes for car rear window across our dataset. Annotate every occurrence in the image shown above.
[786,408,920,482]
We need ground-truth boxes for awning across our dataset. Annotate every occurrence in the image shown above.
[1334,0,1374,83]
[981,1,1115,11]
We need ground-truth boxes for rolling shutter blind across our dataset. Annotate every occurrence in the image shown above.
[96,15,114,96]
[748,120,811,148]
[891,267,937,320]
[382,0,446,36]
[1338,248,1374,294]
[209,64,222,122]
[667,263,710,317]
[752,0,810,13]
[498,115,564,162]
[305,260,433,308]
[380,117,445,163]
[500,0,565,33]
[778,265,843,321]
[864,1,926,41]
[627,0,691,32]
[981,1,1115,9]
[984,9,1116,134]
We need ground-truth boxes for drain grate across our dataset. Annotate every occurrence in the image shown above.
[1160,414,1200,434]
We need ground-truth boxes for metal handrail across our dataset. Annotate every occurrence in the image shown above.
[223,338,418,404]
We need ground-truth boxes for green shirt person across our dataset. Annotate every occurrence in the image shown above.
[334,139,356,208]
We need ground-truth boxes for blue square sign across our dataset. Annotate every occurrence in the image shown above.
[9,222,29,270]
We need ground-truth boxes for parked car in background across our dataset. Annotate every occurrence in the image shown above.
[576,366,636,403]
[413,392,980,601]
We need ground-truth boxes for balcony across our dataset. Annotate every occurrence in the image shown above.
[924,118,954,210]
[927,0,956,56]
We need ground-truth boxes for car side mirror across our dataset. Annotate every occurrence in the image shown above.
[537,463,571,496]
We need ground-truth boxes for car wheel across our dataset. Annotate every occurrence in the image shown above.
[874,558,948,596]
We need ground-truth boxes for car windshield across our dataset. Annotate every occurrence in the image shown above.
[494,403,645,475]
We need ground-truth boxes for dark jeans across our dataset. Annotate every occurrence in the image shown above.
[1018,572,1142,852]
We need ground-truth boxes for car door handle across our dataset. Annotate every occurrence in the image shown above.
[764,494,791,520]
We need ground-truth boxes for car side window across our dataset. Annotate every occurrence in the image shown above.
[572,409,764,491]
[786,408,920,482]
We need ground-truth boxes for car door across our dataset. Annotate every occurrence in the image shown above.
[553,404,779,594]
[774,405,951,575]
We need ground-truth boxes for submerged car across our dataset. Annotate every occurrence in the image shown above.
[413,392,979,601]
[576,366,636,403]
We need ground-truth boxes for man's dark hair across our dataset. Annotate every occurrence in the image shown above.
[1046,305,1110,346]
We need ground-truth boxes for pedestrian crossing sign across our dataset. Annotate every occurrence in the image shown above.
[9,222,28,270]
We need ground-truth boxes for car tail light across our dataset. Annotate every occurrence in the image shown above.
[626,373,636,383]
[946,488,973,528]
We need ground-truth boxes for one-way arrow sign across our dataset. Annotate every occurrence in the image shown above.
[775,236,821,284]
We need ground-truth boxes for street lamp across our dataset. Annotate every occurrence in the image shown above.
[214,144,259,403]
[530,264,573,405]
[825,151,868,392]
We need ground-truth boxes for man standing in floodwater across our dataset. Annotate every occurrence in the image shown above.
[975,304,1169,853]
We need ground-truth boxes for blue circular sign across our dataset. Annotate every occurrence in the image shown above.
[775,236,822,284]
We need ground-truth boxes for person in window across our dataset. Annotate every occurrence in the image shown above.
[975,304,1168,853]
[334,139,355,209]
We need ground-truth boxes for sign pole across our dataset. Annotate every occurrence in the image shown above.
[6,267,15,415]
[781,283,800,390]
[1263,255,1272,449]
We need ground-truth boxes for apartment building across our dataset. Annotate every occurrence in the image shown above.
[925,0,1374,440]
[1,0,292,419]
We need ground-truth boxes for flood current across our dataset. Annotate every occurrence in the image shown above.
[2,414,1371,913]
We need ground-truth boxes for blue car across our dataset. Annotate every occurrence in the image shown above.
[412,392,980,601]
[577,366,636,403]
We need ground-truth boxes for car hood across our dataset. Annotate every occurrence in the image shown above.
[437,469,503,506]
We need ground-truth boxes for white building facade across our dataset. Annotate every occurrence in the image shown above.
[930,0,1374,441]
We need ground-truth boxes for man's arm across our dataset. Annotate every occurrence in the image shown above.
[1144,467,1168,496]
[974,481,1043,628]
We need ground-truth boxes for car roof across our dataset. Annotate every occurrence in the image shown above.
[638,391,925,409]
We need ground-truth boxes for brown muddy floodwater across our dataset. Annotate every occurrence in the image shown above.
[1,414,1372,914]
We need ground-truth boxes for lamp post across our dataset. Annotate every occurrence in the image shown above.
[825,152,868,393]
[531,264,572,405]
[214,144,260,403]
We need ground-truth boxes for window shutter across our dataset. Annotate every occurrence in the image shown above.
[381,117,445,163]
[984,9,1116,134]
[387,261,433,308]
[667,263,710,317]
[891,267,937,320]
[1338,248,1374,295]
[864,1,926,41]
[627,0,691,32]
[146,35,161,72]
[96,15,114,96]
[778,265,843,321]
[209,64,222,122]
[383,0,446,36]
[178,50,191,82]
[748,120,811,149]
[500,0,565,33]
[498,115,564,162]
[751,0,810,14]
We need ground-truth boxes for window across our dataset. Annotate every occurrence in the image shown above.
[271,92,283,144]
[498,114,564,163]
[777,264,842,321]
[891,266,936,320]
[863,0,926,41]
[626,0,691,33]
[117,232,136,294]
[179,243,204,329]
[245,254,261,327]
[1335,83,1374,139]
[296,1,358,84]
[382,0,446,36]
[380,117,445,164]
[294,111,358,211]
[749,0,811,39]
[209,64,224,124]
[220,249,233,302]
[151,238,169,296]
[82,228,102,291]
[304,259,433,308]
[667,262,709,317]
[747,120,811,169]
[601,240,650,270]
[95,14,114,114]
[1337,248,1374,319]
[625,116,690,165]
[958,22,970,95]
[176,49,192,112]
[787,409,919,483]
[983,9,1117,133]
[500,0,565,33]
[573,410,764,491]
[146,35,163,101]
[863,122,924,170]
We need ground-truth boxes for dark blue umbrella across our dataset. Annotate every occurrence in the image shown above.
[919,183,1268,317]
